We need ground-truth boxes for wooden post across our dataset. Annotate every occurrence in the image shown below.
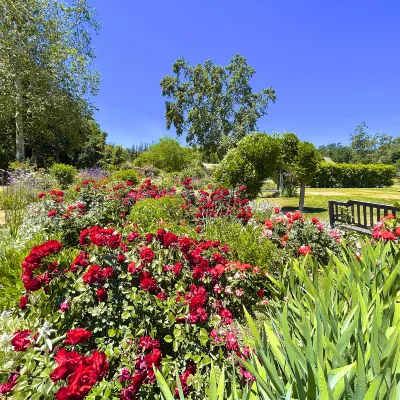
[328,201,335,228]
[299,183,305,211]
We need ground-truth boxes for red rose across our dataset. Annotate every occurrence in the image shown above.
[162,232,178,248]
[139,247,154,263]
[120,373,146,399]
[19,295,29,310]
[117,254,126,263]
[0,373,19,395]
[23,278,42,292]
[64,328,92,345]
[88,350,108,378]
[50,348,83,382]
[298,245,312,255]
[101,266,114,279]
[48,209,57,218]
[82,265,103,285]
[265,219,274,229]
[56,366,98,399]
[11,330,33,351]
[38,192,46,199]
[127,231,139,242]
[97,287,108,302]
[139,272,158,294]
[128,262,137,274]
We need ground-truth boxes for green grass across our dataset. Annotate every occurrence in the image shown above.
[258,186,400,221]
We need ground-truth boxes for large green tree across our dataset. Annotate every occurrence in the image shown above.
[160,55,276,157]
[0,0,100,162]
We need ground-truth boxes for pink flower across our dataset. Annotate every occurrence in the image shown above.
[60,301,69,312]
[235,288,243,297]
[213,284,222,294]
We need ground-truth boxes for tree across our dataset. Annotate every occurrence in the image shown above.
[134,137,198,172]
[0,0,100,162]
[213,133,281,199]
[278,132,300,192]
[295,142,320,211]
[160,55,276,157]
[350,122,377,164]
[317,143,353,163]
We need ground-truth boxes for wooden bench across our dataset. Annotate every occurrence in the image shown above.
[328,200,400,234]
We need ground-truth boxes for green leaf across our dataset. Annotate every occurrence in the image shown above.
[164,335,173,343]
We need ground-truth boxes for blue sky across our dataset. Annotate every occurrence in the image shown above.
[90,0,400,148]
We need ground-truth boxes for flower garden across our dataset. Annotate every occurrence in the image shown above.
[1,172,400,400]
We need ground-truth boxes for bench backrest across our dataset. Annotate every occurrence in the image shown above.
[328,200,400,232]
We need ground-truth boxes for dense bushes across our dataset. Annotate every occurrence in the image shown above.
[311,162,395,188]
[112,168,140,184]
[49,163,78,188]
[129,196,184,232]
[214,134,281,199]
[134,137,197,172]
[2,171,394,399]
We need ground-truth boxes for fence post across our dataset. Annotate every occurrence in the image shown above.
[328,201,335,228]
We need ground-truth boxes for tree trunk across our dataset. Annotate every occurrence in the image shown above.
[299,183,306,211]
[15,75,25,162]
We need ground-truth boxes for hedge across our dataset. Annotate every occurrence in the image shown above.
[311,162,395,188]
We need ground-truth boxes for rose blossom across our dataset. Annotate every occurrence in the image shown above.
[64,328,92,345]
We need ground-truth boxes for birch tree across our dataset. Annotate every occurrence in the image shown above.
[0,0,100,162]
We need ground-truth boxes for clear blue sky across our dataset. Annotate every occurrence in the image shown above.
[90,0,400,148]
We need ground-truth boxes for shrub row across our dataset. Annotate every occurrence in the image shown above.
[311,162,395,188]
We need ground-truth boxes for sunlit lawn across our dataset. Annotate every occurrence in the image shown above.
[258,186,400,221]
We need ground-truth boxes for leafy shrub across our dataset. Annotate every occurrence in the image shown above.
[39,179,176,246]
[134,137,197,172]
[49,163,78,189]
[214,134,281,199]
[262,209,345,264]
[371,213,400,242]
[181,161,209,180]
[311,162,395,188]
[0,167,57,235]
[181,179,253,225]
[129,196,184,233]
[200,218,278,268]
[111,168,140,184]
[4,226,270,398]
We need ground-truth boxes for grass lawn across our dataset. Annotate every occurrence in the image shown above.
[258,186,400,221]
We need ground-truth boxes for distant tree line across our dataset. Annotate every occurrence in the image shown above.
[318,122,400,167]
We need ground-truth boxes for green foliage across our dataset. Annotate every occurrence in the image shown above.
[129,196,184,233]
[311,162,396,188]
[0,228,51,309]
[294,141,320,184]
[0,0,100,162]
[318,122,400,166]
[134,137,196,172]
[214,134,281,199]
[161,55,276,157]
[238,240,400,399]
[49,163,78,189]
[200,218,277,268]
[279,132,300,169]
[111,169,140,184]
